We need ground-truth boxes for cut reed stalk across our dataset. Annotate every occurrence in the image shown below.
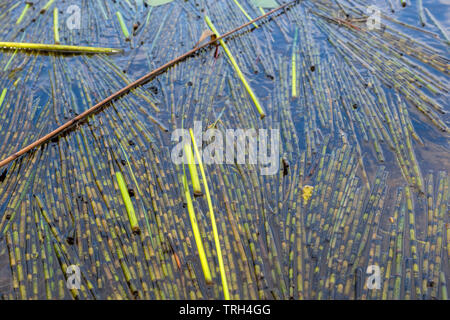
[205,15,266,119]
[16,2,31,25]
[53,8,60,45]
[182,166,212,284]
[232,0,259,28]
[184,143,202,196]
[0,88,7,113]
[0,1,296,169]
[116,11,130,41]
[41,0,56,14]
[0,42,123,54]
[291,27,298,98]
[189,128,230,299]
[116,171,140,233]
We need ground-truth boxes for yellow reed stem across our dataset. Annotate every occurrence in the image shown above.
[16,3,31,25]
[0,42,122,54]
[115,172,140,233]
[189,128,230,300]
[232,0,259,28]
[183,166,213,284]
[116,11,130,40]
[53,8,60,44]
[184,143,203,196]
[205,16,266,119]
[292,28,298,98]
[41,0,56,13]
[0,88,7,112]
[292,52,297,98]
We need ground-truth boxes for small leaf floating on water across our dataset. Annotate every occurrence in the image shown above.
[194,30,216,49]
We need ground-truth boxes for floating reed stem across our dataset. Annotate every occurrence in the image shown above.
[205,15,266,119]
[184,143,203,196]
[189,128,230,300]
[53,8,60,45]
[0,1,296,169]
[182,166,212,284]
[116,11,130,41]
[115,171,140,233]
[0,88,7,112]
[40,0,56,14]
[16,2,31,25]
[0,42,123,54]
[232,0,259,28]
[291,27,298,98]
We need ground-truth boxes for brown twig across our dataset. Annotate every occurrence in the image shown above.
[0,1,298,169]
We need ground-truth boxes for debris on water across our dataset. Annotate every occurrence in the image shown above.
[302,185,314,204]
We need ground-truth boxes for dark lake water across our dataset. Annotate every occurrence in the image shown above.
[0,0,448,300]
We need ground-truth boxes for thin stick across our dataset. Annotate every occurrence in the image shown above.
[0,0,297,169]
